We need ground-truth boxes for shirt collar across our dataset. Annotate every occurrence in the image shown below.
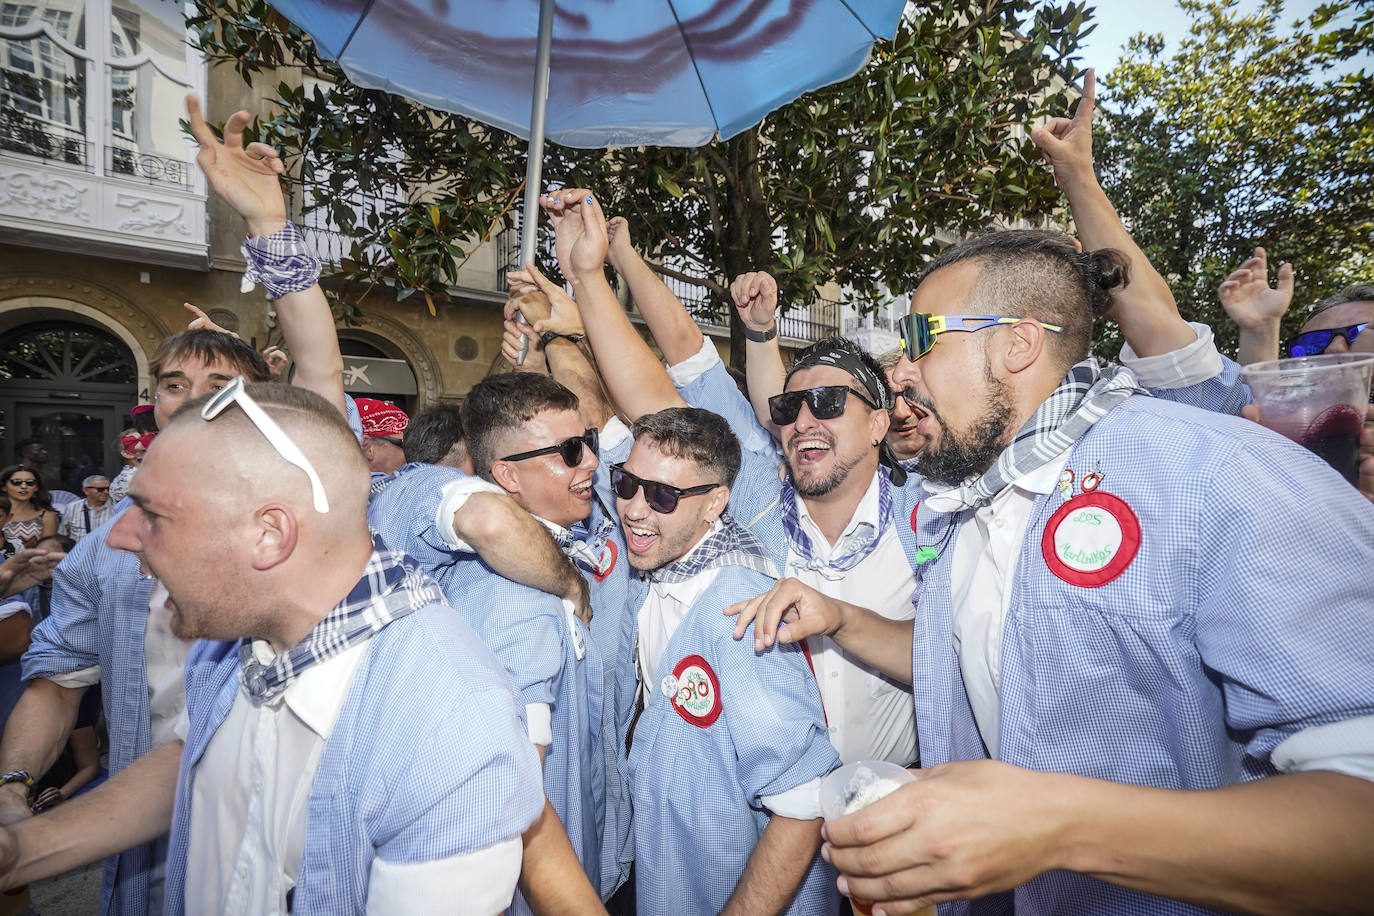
[924,447,1072,512]
[793,470,883,550]
[250,638,370,737]
[650,519,723,602]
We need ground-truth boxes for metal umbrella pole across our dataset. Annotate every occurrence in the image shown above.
[513,0,556,364]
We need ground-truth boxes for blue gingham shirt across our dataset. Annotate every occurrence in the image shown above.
[22,503,164,916]
[628,563,840,916]
[912,396,1374,916]
[366,464,612,905]
[164,592,543,914]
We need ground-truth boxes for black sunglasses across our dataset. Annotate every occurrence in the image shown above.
[502,428,599,468]
[7,479,38,487]
[768,385,878,427]
[1286,322,1367,357]
[610,464,719,514]
[87,486,110,492]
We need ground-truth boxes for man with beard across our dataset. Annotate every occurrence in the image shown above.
[0,383,545,912]
[613,407,838,916]
[530,189,923,771]
[728,229,1374,916]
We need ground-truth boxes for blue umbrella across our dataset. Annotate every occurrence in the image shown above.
[264,0,906,268]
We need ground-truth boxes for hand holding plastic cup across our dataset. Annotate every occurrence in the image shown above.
[1241,353,1374,484]
[820,761,932,916]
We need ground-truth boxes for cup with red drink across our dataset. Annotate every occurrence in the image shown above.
[1242,353,1374,484]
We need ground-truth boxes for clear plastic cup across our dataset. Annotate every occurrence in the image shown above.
[820,761,929,916]
[1241,353,1374,484]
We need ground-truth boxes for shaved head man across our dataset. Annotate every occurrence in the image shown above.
[0,382,543,913]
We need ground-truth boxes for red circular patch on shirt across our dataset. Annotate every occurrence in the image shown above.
[592,540,617,582]
[1041,491,1140,588]
[670,654,722,727]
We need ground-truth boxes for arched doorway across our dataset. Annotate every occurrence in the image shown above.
[337,332,419,415]
[0,321,138,491]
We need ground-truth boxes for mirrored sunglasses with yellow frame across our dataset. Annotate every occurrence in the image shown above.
[897,313,1064,360]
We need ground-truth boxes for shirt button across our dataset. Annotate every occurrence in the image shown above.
[828,726,838,735]
[830,670,839,678]
[994,518,1005,528]
[238,865,248,879]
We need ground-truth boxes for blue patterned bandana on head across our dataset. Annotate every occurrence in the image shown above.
[238,535,442,702]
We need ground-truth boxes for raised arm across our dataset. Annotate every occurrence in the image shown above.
[186,95,345,416]
[605,217,705,366]
[502,266,615,431]
[1218,247,1292,365]
[1030,69,1195,358]
[538,190,685,421]
[730,271,788,438]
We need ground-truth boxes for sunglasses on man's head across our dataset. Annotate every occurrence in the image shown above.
[202,377,330,514]
[502,428,598,468]
[768,385,878,427]
[610,464,719,514]
[897,312,1065,361]
[7,478,37,487]
[1286,322,1367,358]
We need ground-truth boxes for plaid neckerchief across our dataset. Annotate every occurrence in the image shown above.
[240,220,322,299]
[780,471,892,578]
[238,536,442,702]
[644,513,777,584]
[547,497,618,575]
[923,358,1146,512]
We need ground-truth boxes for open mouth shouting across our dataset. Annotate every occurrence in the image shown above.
[569,477,594,501]
[787,432,835,467]
[623,520,658,556]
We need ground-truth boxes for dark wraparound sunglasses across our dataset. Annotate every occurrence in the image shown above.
[1287,322,1367,358]
[610,464,719,514]
[502,428,598,468]
[7,479,38,487]
[767,385,879,427]
[898,312,1064,360]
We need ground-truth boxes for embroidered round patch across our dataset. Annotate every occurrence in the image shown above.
[592,540,617,583]
[1041,491,1140,588]
[670,654,722,727]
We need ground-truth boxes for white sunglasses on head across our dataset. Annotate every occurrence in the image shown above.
[201,377,330,514]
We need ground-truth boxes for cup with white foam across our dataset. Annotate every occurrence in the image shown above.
[820,761,930,916]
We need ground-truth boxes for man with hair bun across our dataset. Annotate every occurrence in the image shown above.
[731,226,1374,915]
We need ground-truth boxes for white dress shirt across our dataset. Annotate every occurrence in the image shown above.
[789,473,919,766]
[180,639,522,915]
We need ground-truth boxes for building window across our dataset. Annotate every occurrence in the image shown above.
[1,0,198,185]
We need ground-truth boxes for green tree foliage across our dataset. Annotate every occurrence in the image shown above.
[1095,0,1374,358]
[190,1,1093,356]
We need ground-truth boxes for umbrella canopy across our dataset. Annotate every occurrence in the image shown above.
[267,0,907,149]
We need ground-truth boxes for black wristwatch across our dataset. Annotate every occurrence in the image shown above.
[743,324,777,343]
[539,330,585,348]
